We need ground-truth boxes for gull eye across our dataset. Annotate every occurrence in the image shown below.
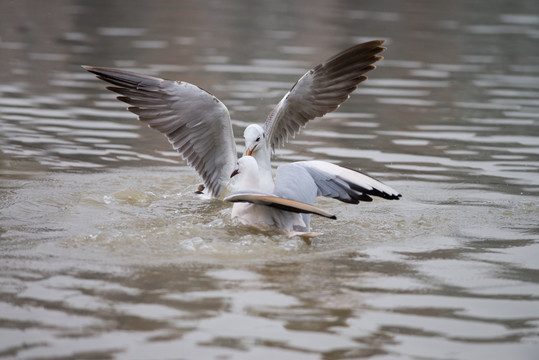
[255,137,260,142]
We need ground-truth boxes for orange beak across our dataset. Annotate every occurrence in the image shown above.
[245,144,256,156]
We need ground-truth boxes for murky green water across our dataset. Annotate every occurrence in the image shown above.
[1,0,538,359]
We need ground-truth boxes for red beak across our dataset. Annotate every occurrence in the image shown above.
[245,144,256,156]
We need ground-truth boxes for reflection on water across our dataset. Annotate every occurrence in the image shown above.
[1,0,539,359]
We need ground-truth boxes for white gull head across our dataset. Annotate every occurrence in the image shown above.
[233,155,261,191]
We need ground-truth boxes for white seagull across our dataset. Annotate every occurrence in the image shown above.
[83,40,387,197]
[225,156,401,237]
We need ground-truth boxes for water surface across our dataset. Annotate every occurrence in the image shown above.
[1,0,539,359]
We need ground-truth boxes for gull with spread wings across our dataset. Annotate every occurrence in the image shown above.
[83,40,401,235]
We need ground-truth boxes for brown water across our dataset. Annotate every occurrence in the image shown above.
[1,0,539,359]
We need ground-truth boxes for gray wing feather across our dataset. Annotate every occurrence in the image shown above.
[273,163,318,205]
[275,161,401,205]
[83,66,237,198]
[263,40,386,151]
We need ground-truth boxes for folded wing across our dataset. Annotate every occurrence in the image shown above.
[82,66,237,197]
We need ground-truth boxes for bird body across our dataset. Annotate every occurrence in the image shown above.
[225,156,401,236]
[228,156,316,235]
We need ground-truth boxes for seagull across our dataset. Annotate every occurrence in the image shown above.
[225,156,401,237]
[82,39,387,197]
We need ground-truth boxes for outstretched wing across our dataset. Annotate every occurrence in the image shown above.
[274,161,401,205]
[224,191,336,219]
[225,160,400,218]
[263,40,386,151]
[83,66,237,198]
